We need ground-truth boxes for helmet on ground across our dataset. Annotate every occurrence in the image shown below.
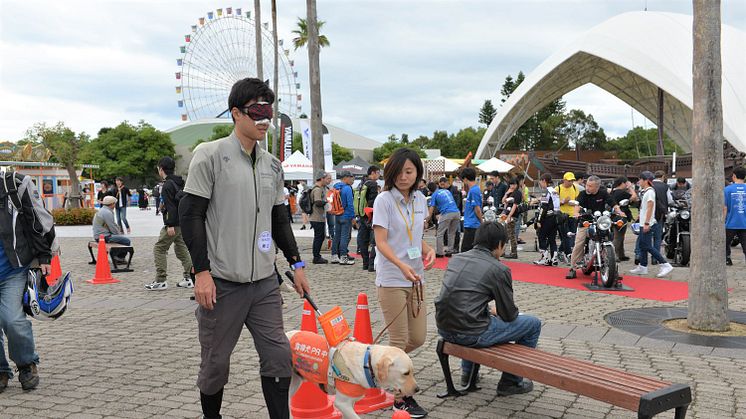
[23,269,74,321]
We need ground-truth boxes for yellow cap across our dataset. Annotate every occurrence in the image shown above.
[563,172,576,181]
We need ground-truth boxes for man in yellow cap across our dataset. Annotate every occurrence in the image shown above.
[556,172,580,264]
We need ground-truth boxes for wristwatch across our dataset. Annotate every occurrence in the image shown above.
[291,261,306,271]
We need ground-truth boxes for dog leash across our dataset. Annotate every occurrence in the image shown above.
[372,281,423,345]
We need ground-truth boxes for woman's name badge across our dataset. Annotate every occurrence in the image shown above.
[407,247,421,260]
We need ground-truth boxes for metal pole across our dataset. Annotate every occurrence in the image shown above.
[657,88,665,156]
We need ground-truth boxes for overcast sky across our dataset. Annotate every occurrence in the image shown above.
[1,0,744,144]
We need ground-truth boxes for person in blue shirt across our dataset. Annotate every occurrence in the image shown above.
[460,167,483,253]
[331,171,356,265]
[427,181,461,257]
[725,166,746,266]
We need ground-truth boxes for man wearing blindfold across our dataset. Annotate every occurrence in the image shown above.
[180,78,310,419]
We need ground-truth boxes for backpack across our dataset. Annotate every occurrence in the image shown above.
[3,171,58,253]
[353,182,368,217]
[326,187,344,216]
[299,188,314,215]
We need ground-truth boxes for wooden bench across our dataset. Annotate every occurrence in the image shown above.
[436,338,691,419]
[87,241,134,273]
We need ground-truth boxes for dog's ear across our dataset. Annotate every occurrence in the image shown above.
[375,354,394,384]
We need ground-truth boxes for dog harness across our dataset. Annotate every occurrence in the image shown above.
[290,331,374,397]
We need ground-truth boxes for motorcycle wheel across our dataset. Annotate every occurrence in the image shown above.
[582,250,594,275]
[676,233,691,266]
[600,244,618,288]
[664,231,676,260]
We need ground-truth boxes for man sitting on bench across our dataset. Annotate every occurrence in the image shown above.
[93,195,131,265]
[435,221,542,396]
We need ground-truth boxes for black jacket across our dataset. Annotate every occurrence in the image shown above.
[435,246,519,335]
[161,174,185,227]
[115,186,131,208]
[0,172,55,267]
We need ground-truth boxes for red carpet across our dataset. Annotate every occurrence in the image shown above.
[352,254,689,302]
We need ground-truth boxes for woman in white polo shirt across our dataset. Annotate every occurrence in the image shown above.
[372,148,436,417]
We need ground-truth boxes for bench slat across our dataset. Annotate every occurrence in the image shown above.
[444,343,664,411]
[480,345,668,392]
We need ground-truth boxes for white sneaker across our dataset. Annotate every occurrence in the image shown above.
[145,281,168,291]
[656,263,673,277]
[340,256,356,265]
[533,251,548,265]
[517,246,524,252]
[629,265,648,275]
[330,255,340,264]
[177,276,194,288]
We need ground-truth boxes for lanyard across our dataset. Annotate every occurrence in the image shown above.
[394,196,416,245]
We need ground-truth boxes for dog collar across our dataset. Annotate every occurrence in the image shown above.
[363,346,377,388]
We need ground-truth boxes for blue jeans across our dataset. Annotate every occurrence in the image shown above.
[104,234,131,259]
[116,206,130,230]
[331,217,352,257]
[0,269,39,371]
[439,314,542,384]
[326,213,336,240]
[639,223,667,267]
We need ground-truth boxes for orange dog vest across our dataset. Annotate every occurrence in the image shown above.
[290,331,367,397]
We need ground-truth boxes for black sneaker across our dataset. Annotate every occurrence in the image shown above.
[517,239,526,244]
[0,371,9,393]
[312,257,328,264]
[18,364,39,390]
[726,258,733,266]
[619,256,630,261]
[497,379,533,396]
[503,253,518,259]
[393,396,428,418]
[565,269,577,279]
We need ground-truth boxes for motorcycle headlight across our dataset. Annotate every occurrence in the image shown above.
[680,210,690,220]
[597,216,612,231]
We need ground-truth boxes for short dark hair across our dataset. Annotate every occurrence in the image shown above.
[490,170,500,177]
[734,166,746,180]
[676,177,686,184]
[508,176,519,186]
[100,181,108,187]
[474,222,507,251]
[158,156,176,175]
[612,176,628,188]
[460,167,477,182]
[540,173,553,186]
[228,78,275,122]
[427,182,438,194]
[654,170,666,179]
[367,165,380,175]
[438,176,448,184]
[515,174,525,181]
[383,148,423,195]
[576,173,587,180]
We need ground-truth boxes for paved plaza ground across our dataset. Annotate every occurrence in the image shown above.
[3,210,746,418]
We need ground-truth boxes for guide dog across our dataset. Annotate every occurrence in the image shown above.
[287,330,419,419]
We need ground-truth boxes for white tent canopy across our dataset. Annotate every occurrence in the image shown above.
[432,156,460,172]
[477,157,515,173]
[282,150,314,180]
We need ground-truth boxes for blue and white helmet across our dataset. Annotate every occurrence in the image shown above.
[630,222,641,236]
[23,269,74,321]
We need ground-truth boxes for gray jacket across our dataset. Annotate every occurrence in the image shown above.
[92,206,122,239]
[435,246,519,335]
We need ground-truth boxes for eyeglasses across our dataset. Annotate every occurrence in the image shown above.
[238,102,272,123]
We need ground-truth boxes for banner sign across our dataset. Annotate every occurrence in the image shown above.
[280,113,293,162]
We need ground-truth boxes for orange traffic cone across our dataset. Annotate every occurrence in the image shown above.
[86,235,120,285]
[291,300,342,419]
[47,254,62,285]
[353,293,395,414]
[392,410,412,418]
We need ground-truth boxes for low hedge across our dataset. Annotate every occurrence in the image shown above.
[51,208,97,226]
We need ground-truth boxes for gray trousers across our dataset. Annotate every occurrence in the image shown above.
[196,276,291,394]
[436,211,461,255]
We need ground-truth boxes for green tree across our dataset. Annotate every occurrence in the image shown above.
[83,121,175,185]
[24,122,90,208]
[479,99,497,126]
[555,109,607,159]
[603,127,683,161]
[331,142,353,165]
[373,135,426,163]
[444,127,486,158]
[190,124,233,152]
[291,17,330,49]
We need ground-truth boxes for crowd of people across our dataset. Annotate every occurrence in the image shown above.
[1,76,744,419]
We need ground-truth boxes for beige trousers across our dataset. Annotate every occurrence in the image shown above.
[570,226,589,267]
[377,286,428,353]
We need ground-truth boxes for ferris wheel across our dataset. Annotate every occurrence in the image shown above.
[175,7,302,121]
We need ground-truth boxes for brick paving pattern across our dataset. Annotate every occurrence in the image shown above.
[3,211,746,418]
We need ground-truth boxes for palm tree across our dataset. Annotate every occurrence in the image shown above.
[296,4,329,174]
[688,0,728,331]
[292,18,330,50]
[271,0,280,157]
[254,0,263,80]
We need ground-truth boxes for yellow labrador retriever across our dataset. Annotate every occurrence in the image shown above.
[287,330,419,419]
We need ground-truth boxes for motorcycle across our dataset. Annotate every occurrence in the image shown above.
[662,195,691,266]
[570,199,628,288]
[482,197,499,223]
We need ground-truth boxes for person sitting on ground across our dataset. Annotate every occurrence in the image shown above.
[92,195,131,264]
[435,221,541,396]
